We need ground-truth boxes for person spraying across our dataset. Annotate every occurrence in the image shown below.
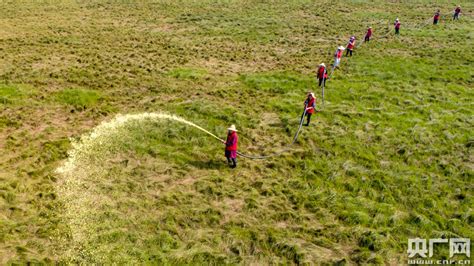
[364,27,372,42]
[333,46,345,68]
[394,18,401,35]
[223,125,238,168]
[304,92,316,126]
[433,10,440,25]
[346,36,356,56]
[317,63,328,87]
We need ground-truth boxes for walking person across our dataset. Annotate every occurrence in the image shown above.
[304,92,316,126]
[223,125,238,168]
[394,18,401,35]
[346,36,356,56]
[433,10,440,25]
[333,46,344,68]
[317,63,328,87]
[453,5,461,20]
[364,27,372,42]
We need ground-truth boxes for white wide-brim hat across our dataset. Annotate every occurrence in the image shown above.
[338,46,345,50]
[320,63,325,66]
[228,125,238,132]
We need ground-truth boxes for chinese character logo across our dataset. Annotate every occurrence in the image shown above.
[450,238,470,258]
[408,238,428,258]
[408,238,470,258]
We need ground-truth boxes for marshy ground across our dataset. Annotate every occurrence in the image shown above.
[0,1,473,264]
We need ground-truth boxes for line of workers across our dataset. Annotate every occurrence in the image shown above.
[223,5,463,168]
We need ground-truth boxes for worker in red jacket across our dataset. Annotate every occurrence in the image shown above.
[433,10,440,25]
[364,27,372,42]
[223,125,238,168]
[317,63,328,87]
[346,36,356,56]
[333,46,344,68]
[453,6,461,20]
[304,92,316,126]
[394,18,401,35]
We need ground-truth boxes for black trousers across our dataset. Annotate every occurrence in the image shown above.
[364,36,370,42]
[453,13,459,20]
[395,28,400,34]
[346,49,353,56]
[226,157,237,168]
[318,78,326,87]
[433,19,439,24]
[305,113,312,125]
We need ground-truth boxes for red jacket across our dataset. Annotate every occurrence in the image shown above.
[225,132,238,151]
[394,21,401,29]
[455,7,461,14]
[317,66,327,79]
[305,97,316,114]
[335,49,343,59]
[434,12,440,20]
[366,29,372,37]
[347,39,355,50]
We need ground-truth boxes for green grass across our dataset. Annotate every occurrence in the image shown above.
[240,72,313,94]
[0,0,473,264]
[54,88,102,109]
[0,84,36,105]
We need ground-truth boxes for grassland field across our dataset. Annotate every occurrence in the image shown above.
[0,0,473,264]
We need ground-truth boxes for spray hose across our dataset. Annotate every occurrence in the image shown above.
[208,105,307,160]
[234,106,308,159]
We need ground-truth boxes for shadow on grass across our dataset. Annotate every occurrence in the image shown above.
[187,159,228,170]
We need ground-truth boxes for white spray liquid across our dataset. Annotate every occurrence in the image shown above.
[57,112,224,174]
[55,112,225,260]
